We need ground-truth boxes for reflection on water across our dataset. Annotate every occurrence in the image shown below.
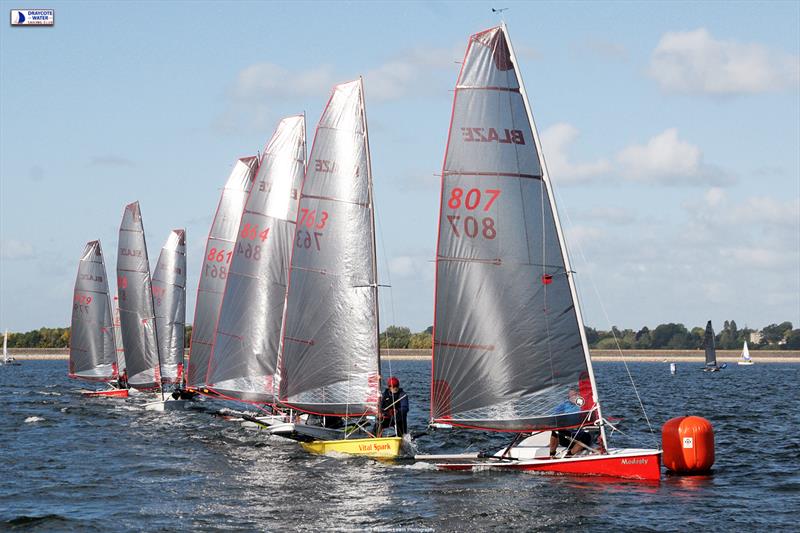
[1,361,798,530]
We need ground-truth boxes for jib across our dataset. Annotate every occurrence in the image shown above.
[461,127,525,145]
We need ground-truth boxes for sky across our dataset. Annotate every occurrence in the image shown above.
[1,0,798,334]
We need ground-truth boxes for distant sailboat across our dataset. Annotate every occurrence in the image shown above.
[185,157,258,393]
[206,115,306,408]
[413,24,660,479]
[702,320,725,372]
[270,79,402,458]
[69,241,123,395]
[2,330,20,365]
[738,341,754,365]
[117,202,165,397]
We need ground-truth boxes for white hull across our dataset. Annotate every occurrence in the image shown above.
[143,397,192,411]
[738,360,754,365]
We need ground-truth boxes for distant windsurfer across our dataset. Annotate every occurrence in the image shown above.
[377,376,409,436]
[549,389,592,458]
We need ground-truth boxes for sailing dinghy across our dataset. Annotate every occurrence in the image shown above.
[205,115,306,427]
[69,241,125,396]
[414,24,661,480]
[738,341,754,365]
[268,79,402,459]
[702,321,725,372]
[151,229,187,385]
[185,157,258,396]
[2,330,21,366]
[117,201,168,407]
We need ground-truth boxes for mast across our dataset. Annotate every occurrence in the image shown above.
[503,22,607,444]
[361,76,382,407]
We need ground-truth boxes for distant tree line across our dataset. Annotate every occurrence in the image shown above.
[5,322,799,350]
[378,321,800,351]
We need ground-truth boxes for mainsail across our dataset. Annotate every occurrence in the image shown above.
[69,240,117,381]
[151,229,187,384]
[117,201,161,390]
[207,116,306,402]
[185,157,258,389]
[431,25,601,431]
[742,341,751,361]
[278,79,381,416]
[704,320,717,368]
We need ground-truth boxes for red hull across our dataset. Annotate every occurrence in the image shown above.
[82,389,129,398]
[439,451,662,481]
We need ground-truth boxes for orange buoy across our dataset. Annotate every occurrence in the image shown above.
[662,416,715,474]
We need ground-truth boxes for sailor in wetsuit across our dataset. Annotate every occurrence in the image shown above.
[377,376,409,436]
[549,389,593,458]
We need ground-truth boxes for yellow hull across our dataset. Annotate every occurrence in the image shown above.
[301,436,402,458]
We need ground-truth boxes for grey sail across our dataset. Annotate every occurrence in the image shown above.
[208,116,306,402]
[117,201,161,390]
[704,320,716,367]
[152,229,187,384]
[186,157,258,388]
[69,240,117,381]
[431,25,599,431]
[278,79,381,415]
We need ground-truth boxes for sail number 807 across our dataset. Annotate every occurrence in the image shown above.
[447,188,500,240]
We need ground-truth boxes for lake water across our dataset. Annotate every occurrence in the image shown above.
[2,360,798,531]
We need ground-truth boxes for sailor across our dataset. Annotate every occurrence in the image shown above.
[549,389,592,458]
[378,376,409,436]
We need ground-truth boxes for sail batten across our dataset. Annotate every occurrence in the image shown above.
[185,157,258,389]
[69,240,117,381]
[431,25,601,432]
[206,116,306,402]
[278,79,380,416]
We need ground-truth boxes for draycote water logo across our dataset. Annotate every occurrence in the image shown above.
[11,9,54,26]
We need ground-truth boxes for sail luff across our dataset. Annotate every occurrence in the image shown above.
[142,222,165,400]
[502,22,607,440]
[361,77,382,413]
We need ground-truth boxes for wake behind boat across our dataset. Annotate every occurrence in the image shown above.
[413,23,660,480]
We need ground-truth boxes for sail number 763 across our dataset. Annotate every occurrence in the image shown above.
[447,188,500,240]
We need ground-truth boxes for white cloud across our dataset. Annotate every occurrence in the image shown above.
[704,187,726,207]
[648,28,800,95]
[541,123,611,183]
[388,254,433,280]
[719,246,795,269]
[729,196,800,227]
[583,207,636,225]
[616,128,733,185]
[232,64,336,101]
[0,239,35,260]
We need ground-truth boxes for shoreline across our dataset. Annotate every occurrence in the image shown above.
[8,348,800,363]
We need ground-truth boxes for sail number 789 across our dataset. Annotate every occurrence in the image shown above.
[446,187,500,240]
